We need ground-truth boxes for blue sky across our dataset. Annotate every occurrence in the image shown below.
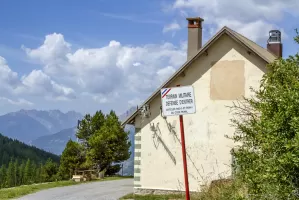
[0,0,298,116]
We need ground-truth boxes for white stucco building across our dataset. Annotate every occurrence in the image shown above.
[122,17,282,193]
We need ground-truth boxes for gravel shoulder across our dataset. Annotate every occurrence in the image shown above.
[16,179,133,200]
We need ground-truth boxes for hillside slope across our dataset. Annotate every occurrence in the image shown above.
[32,127,77,155]
[0,133,60,167]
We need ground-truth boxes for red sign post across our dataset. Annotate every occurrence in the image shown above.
[160,84,195,200]
[179,115,190,200]
[177,85,190,200]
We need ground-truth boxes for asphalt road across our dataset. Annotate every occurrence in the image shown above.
[16,179,133,200]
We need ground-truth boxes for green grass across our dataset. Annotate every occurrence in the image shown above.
[121,179,247,200]
[120,193,205,200]
[0,176,132,200]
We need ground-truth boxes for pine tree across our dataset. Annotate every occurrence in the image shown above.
[87,110,131,172]
[40,163,46,183]
[6,159,14,187]
[0,165,6,188]
[76,111,105,148]
[31,161,36,183]
[24,159,31,185]
[19,161,25,185]
[35,164,41,183]
[43,158,59,182]
[13,159,19,186]
[59,140,85,179]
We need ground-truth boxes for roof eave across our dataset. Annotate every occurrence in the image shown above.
[121,26,275,126]
[121,111,138,126]
[121,27,228,126]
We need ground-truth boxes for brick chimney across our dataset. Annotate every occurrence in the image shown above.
[186,17,204,60]
[267,30,282,58]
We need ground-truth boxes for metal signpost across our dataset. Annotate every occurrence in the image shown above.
[160,85,196,200]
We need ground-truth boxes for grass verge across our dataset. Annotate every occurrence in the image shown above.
[0,176,132,200]
[121,179,247,200]
[120,193,186,200]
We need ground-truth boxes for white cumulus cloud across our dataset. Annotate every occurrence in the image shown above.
[163,21,181,33]
[0,56,75,101]
[0,56,19,91]
[157,66,176,83]
[0,97,33,106]
[172,0,296,43]
[16,70,75,100]
[22,33,71,64]
[23,33,187,107]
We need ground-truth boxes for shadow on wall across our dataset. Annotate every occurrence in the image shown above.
[146,109,233,190]
[137,35,264,187]
[149,122,176,165]
[163,117,204,182]
[148,117,227,190]
[163,117,232,188]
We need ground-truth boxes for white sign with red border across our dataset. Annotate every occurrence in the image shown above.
[160,85,196,116]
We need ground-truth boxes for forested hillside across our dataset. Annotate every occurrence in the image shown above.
[0,133,60,166]
[0,109,131,189]
[0,133,60,188]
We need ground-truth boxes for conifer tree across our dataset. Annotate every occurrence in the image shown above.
[13,159,19,186]
[0,165,6,188]
[24,159,31,184]
[19,161,25,185]
[35,163,41,183]
[59,140,85,179]
[6,159,14,187]
[77,110,131,173]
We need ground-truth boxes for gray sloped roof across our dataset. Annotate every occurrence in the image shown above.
[121,26,277,126]
[225,26,276,63]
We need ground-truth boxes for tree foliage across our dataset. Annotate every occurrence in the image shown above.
[59,140,85,179]
[0,133,60,166]
[76,110,131,173]
[106,164,122,176]
[76,111,105,148]
[231,32,299,199]
[0,110,131,188]
[0,133,61,188]
[0,158,59,189]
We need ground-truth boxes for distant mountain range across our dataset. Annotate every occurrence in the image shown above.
[20,109,82,134]
[0,109,83,143]
[118,106,138,122]
[32,127,77,155]
[0,107,138,175]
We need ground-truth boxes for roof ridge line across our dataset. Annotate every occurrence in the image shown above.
[121,26,277,126]
[226,27,277,58]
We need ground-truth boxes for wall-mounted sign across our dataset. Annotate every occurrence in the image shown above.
[160,85,196,116]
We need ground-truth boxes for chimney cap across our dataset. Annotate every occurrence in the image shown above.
[186,17,204,22]
[186,17,204,28]
[268,30,282,44]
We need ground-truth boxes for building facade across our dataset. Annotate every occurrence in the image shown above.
[123,17,282,193]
